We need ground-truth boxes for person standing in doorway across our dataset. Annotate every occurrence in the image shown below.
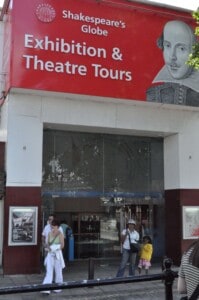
[60,219,70,260]
[42,214,55,248]
[116,219,140,277]
[138,235,153,275]
[42,214,63,256]
[41,219,65,295]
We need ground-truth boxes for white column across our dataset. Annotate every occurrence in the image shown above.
[164,114,199,190]
[6,94,43,186]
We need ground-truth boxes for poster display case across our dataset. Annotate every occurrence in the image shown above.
[182,206,199,239]
[8,206,38,246]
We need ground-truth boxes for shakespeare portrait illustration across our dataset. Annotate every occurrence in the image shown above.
[146,20,199,106]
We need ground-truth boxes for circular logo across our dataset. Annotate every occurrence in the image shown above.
[35,3,56,23]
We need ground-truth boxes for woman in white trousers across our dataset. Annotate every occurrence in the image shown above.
[41,219,65,295]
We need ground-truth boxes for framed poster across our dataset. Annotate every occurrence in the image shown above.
[182,206,199,239]
[8,206,38,246]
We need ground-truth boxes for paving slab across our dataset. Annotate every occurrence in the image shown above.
[0,260,181,300]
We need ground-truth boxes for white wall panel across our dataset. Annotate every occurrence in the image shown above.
[0,22,3,92]
[42,95,189,135]
[6,94,43,186]
[164,134,180,189]
[5,91,199,190]
[178,115,199,188]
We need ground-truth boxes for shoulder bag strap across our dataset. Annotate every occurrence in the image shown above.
[48,232,60,246]
[189,283,199,300]
[128,232,131,244]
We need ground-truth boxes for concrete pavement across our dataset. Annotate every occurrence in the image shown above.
[0,259,181,299]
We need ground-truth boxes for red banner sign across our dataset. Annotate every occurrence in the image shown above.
[4,0,193,101]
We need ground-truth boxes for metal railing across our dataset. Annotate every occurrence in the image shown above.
[0,258,178,299]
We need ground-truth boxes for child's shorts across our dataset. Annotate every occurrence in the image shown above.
[138,259,151,269]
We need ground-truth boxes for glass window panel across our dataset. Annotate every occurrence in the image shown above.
[42,130,164,196]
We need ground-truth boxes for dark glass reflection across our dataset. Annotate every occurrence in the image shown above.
[42,130,164,196]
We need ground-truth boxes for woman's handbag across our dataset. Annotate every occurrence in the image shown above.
[128,234,140,253]
[130,243,140,253]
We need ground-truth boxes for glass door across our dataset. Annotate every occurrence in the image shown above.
[72,213,101,258]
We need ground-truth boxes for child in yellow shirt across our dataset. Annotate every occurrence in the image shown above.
[138,235,153,275]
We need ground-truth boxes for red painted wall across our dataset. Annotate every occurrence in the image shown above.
[165,189,199,265]
[3,187,42,274]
